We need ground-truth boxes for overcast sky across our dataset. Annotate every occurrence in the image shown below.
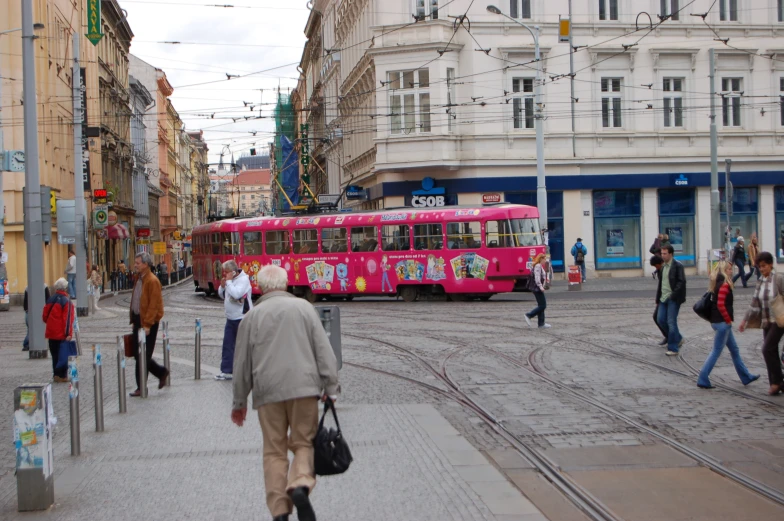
[121,0,310,166]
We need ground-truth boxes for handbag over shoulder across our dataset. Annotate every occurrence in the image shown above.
[313,398,352,476]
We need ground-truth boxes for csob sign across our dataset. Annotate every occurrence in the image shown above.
[412,195,446,207]
[408,177,456,207]
[673,174,689,186]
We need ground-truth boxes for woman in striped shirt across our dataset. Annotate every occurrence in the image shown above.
[697,261,759,389]
[739,251,784,395]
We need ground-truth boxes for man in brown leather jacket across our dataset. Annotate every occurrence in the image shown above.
[129,252,168,396]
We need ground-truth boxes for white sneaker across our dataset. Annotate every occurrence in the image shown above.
[214,373,233,381]
[665,351,678,356]
[539,323,552,329]
[524,315,532,328]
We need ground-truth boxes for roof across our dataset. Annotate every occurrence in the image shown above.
[231,169,271,187]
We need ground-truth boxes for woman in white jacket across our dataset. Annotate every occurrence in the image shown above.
[216,259,254,380]
[524,253,551,329]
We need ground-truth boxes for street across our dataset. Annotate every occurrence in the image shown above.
[1,277,784,520]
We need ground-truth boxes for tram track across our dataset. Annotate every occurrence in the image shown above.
[346,330,784,514]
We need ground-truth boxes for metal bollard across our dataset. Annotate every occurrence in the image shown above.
[68,357,80,456]
[194,318,202,380]
[162,321,171,386]
[138,328,148,398]
[93,345,104,432]
[116,336,126,413]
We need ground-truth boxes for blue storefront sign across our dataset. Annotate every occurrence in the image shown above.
[673,174,689,186]
[406,177,457,207]
[346,186,367,201]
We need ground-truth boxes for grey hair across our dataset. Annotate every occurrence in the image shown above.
[135,252,154,268]
[53,277,69,292]
[222,260,239,273]
[258,265,288,293]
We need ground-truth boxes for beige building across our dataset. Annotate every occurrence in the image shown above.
[0,0,101,299]
[233,169,273,217]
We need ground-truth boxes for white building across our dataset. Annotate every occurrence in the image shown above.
[300,0,784,276]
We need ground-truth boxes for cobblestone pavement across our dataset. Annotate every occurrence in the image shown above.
[2,279,784,520]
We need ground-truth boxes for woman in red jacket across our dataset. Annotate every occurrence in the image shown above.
[697,261,759,389]
[42,278,75,382]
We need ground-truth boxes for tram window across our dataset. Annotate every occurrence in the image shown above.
[265,230,290,255]
[447,222,482,249]
[381,225,410,251]
[243,232,262,256]
[293,229,318,254]
[212,233,220,254]
[486,220,514,248]
[350,227,379,252]
[222,232,240,255]
[510,218,542,246]
[321,228,348,253]
[413,224,443,250]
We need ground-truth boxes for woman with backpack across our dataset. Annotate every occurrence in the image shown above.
[42,278,75,383]
[524,253,551,329]
[697,261,759,389]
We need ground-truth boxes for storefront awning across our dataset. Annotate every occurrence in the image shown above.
[106,224,130,240]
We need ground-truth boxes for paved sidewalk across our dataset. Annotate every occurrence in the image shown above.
[1,331,546,521]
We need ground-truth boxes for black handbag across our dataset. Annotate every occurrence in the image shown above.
[313,398,352,476]
[693,291,713,321]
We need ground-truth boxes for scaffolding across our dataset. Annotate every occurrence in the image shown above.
[274,93,297,214]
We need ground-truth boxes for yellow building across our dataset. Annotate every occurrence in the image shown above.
[0,0,101,300]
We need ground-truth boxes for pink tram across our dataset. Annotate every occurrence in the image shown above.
[191,204,545,302]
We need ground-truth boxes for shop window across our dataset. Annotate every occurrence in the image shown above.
[447,222,482,249]
[594,190,641,269]
[321,228,348,253]
[351,227,378,252]
[243,232,262,256]
[776,187,784,260]
[414,224,443,250]
[293,229,318,254]
[658,189,696,266]
[265,230,290,255]
[720,186,758,250]
[382,225,411,251]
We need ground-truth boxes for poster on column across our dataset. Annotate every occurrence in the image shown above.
[666,227,683,253]
[606,229,625,256]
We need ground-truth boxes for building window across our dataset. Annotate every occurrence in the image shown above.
[389,69,431,134]
[512,78,535,129]
[663,78,684,128]
[660,0,679,20]
[601,78,622,128]
[414,0,438,20]
[509,0,531,18]
[599,0,618,20]
[779,0,783,22]
[447,68,456,133]
[780,78,783,127]
[719,0,738,21]
[382,225,411,251]
[721,78,742,127]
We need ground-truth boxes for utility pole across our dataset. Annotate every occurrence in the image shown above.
[533,25,548,229]
[708,49,722,250]
[568,0,576,158]
[73,30,88,316]
[22,0,47,356]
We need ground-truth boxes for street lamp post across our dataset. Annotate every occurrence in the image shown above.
[487,5,547,229]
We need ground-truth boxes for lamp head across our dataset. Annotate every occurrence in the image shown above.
[486,5,502,14]
[33,23,45,30]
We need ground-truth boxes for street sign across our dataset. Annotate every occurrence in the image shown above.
[107,211,117,226]
[93,188,107,204]
[93,205,108,228]
[559,17,571,43]
[85,0,104,45]
[56,200,76,245]
[153,242,167,255]
[318,194,340,205]
[482,193,502,203]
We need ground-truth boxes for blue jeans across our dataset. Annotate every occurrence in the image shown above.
[732,259,750,287]
[66,273,76,298]
[526,291,547,327]
[577,262,586,281]
[698,322,756,387]
[221,318,242,374]
[656,299,682,352]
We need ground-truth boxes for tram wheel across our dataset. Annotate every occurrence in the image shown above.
[345,295,354,301]
[478,295,492,301]
[448,293,468,302]
[400,286,418,302]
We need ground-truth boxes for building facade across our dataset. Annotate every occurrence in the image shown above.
[233,169,273,216]
[129,76,153,254]
[298,0,784,276]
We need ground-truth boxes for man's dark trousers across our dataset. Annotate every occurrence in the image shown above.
[131,313,166,389]
[221,318,242,374]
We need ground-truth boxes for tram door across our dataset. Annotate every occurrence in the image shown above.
[504,192,564,273]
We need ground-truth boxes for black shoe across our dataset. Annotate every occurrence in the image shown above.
[288,487,315,521]
[22,346,29,351]
[697,384,714,389]
[273,516,289,521]
[658,339,667,346]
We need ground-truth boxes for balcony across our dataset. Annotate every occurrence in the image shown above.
[161,216,177,229]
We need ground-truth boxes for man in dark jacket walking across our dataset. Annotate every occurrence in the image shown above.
[731,236,751,288]
[656,245,687,356]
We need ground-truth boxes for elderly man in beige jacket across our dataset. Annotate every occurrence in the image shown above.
[232,264,339,521]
